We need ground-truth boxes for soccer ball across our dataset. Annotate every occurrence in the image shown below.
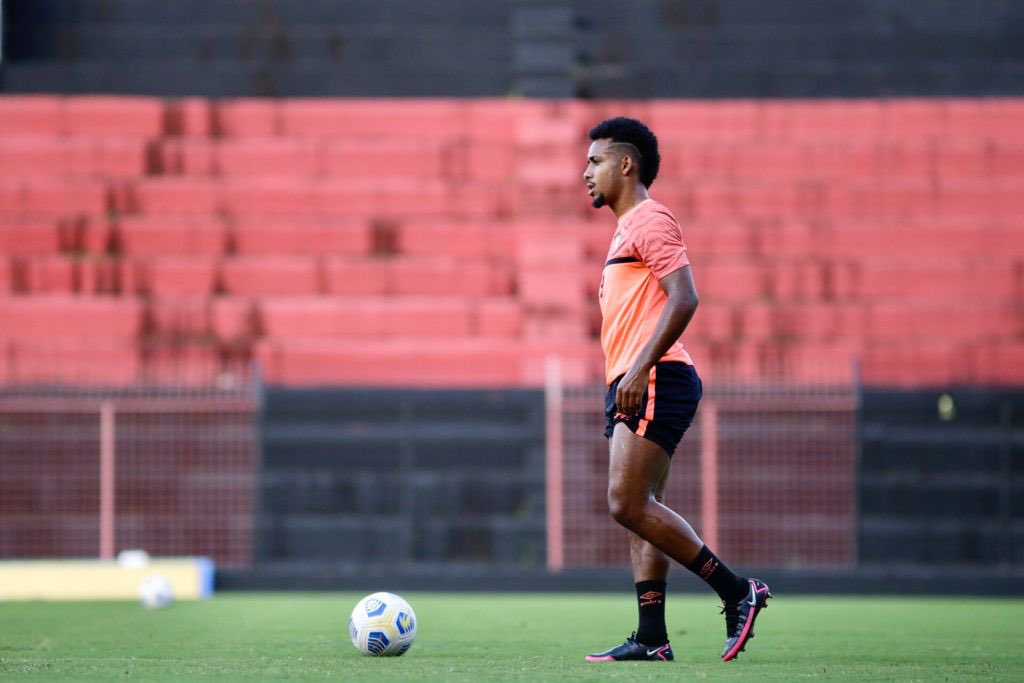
[348,592,417,656]
[138,575,174,609]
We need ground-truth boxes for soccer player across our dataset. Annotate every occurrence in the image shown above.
[581,117,770,663]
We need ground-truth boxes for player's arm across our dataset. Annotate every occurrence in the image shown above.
[615,265,698,416]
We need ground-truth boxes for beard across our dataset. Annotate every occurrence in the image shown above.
[591,192,606,209]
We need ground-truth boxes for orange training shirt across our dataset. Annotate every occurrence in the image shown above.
[599,198,693,385]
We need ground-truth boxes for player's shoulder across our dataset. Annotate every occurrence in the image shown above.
[631,199,681,232]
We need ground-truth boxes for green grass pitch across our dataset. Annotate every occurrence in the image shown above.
[1,592,1022,681]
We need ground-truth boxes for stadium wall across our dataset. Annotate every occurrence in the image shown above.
[3,0,1023,98]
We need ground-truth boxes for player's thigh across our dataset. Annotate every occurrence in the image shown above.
[608,422,671,500]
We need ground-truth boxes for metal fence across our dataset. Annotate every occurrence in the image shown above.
[546,364,858,571]
[0,369,260,568]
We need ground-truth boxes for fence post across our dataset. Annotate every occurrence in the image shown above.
[545,355,564,572]
[99,401,116,560]
[699,400,719,553]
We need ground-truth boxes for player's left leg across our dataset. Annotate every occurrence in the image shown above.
[607,424,770,661]
[628,462,671,647]
[605,424,706,563]
[586,435,677,662]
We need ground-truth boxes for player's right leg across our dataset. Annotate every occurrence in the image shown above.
[587,465,674,662]
[597,424,769,662]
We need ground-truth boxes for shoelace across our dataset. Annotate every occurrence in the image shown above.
[720,602,740,637]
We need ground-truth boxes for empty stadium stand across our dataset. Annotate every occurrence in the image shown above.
[1,95,1022,387]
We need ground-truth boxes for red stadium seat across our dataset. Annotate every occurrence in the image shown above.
[396,220,514,259]
[115,215,226,256]
[219,256,321,296]
[218,178,313,215]
[214,99,282,137]
[517,267,589,312]
[0,295,143,340]
[254,337,607,387]
[860,343,962,387]
[321,140,449,181]
[856,259,1019,303]
[755,341,860,384]
[0,218,62,255]
[321,258,391,295]
[128,178,220,215]
[259,296,474,340]
[216,139,320,177]
[63,96,166,137]
[132,256,219,297]
[144,297,211,337]
[523,311,590,341]
[2,339,140,385]
[697,259,771,303]
[14,255,78,293]
[867,302,1020,343]
[385,258,513,297]
[280,99,464,140]
[219,178,484,219]
[0,96,63,135]
[0,258,9,295]
[210,297,258,343]
[154,139,217,176]
[648,100,761,143]
[230,217,372,256]
[970,343,1024,385]
[170,97,213,137]
[0,137,153,178]
[0,179,108,216]
[452,140,517,183]
[947,99,1024,143]
[138,343,228,387]
[475,298,523,338]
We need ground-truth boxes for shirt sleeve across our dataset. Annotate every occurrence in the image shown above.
[635,214,690,279]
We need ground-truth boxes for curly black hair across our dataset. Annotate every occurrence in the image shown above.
[587,116,661,188]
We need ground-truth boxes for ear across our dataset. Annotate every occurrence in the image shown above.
[619,151,636,177]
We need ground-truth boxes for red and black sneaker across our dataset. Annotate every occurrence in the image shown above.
[585,632,674,662]
[721,578,771,661]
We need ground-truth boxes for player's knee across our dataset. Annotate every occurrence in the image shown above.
[607,486,643,529]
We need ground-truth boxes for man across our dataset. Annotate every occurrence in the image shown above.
[582,117,770,663]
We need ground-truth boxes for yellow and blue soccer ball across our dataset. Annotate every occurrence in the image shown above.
[348,592,417,656]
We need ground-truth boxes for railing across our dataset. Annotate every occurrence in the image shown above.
[0,373,261,568]
[546,359,859,571]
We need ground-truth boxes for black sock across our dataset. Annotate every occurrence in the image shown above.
[685,545,748,603]
[634,580,668,645]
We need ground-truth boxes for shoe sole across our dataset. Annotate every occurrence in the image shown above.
[585,655,673,662]
[585,644,674,662]
[722,587,772,662]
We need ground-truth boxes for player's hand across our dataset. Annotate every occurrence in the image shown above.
[615,366,649,417]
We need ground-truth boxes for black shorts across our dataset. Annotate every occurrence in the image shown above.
[604,362,702,457]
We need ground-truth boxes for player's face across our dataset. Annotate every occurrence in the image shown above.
[583,138,622,209]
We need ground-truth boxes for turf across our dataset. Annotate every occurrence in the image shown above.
[1,592,1021,681]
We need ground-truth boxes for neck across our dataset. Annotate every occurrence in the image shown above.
[610,184,649,218]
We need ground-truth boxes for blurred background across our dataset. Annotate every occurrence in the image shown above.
[0,0,1021,596]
